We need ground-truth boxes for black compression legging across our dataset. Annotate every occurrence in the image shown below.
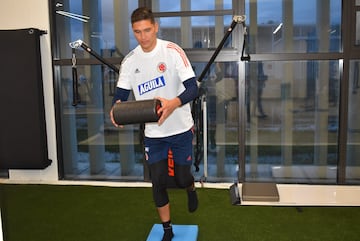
[149,159,194,207]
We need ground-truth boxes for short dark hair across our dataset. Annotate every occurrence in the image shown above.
[131,7,155,25]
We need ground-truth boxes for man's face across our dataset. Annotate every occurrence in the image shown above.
[132,19,158,52]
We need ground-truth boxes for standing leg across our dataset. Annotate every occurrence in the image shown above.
[149,160,174,241]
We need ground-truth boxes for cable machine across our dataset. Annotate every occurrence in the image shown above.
[67,16,280,204]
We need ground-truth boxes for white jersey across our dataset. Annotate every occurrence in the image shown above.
[117,39,196,138]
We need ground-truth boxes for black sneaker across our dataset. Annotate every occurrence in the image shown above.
[187,188,198,212]
[162,227,174,241]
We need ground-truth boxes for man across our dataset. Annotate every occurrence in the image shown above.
[110,7,199,241]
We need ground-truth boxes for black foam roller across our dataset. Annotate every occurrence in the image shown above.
[113,99,161,125]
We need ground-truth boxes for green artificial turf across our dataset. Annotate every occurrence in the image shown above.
[0,184,359,241]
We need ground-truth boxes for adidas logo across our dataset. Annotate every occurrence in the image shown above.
[135,68,140,74]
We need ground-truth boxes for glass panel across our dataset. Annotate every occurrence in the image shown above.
[356,12,360,45]
[347,60,360,184]
[193,61,239,182]
[55,0,234,58]
[54,0,236,181]
[58,65,144,180]
[357,0,360,6]
[54,0,144,180]
[54,0,138,59]
[245,60,340,183]
[156,15,233,49]
[157,0,181,11]
[153,0,233,48]
[245,0,341,53]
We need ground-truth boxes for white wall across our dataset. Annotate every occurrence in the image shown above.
[0,0,58,182]
[1,2,57,238]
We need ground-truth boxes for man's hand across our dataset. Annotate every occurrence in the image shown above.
[156,97,181,125]
[109,100,123,128]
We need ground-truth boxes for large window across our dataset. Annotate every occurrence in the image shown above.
[51,0,238,181]
[53,0,142,180]
[240,0,345,184]
[245,60,340,183]
[49,0,360,184]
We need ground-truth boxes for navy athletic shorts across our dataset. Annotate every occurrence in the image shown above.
[144,129,193,165]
